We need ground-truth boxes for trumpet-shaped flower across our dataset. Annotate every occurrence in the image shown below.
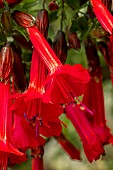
[83,45,112,144]
[65,103,105,162]
[12,48,63,137]
[27,26,90,105]
[0,83,23,169]
[12,10,90,105]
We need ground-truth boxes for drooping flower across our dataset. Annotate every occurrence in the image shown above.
[12,10,90,106]
[83,44,111,144]
[65,103,105,162]
[90,0,113,34]
[0,83,23,169]
[53,30,67,64]
[55,133,81,160]
[12,48,63,137]
[27,28,90,105]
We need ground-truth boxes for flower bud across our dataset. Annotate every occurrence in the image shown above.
[85,44,100,77]
[1,10,12,33]
[12,44,27,91]
[53,30,67,64]
[0,42,13,83]
[12,32,32,50]
[0,0,22,8]
[68,32,80,49]
[48,0,59,11]
[36,9,49,39]
[12,10,35,28]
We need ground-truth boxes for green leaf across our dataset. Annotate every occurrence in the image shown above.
[23,52,32,62]
[70,20,80,32]
[64,0,80,11]
[48,11,58,23]
[80,22,92,40]
[78,16,88,31]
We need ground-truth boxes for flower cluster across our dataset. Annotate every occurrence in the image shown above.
[0,0,112,169]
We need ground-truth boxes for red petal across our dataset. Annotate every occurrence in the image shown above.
[56,133,81,160]
[39,119,62,137]
[12,115,45,150]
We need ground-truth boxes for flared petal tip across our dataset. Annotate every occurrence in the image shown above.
[0,140,24,155]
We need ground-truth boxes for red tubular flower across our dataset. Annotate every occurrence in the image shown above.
[83,79,111,144]
[12,11,90,104]
[83,44,111,144]
[55,133,81,160]
[0,83,23,169]
[65,103,105,162]
[27,26,90,105]
[12,48,63,137]
[12,48,63,119]
[90,0,113,34]
[31,146,44,170]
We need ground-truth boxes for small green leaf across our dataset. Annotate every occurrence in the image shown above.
[78,16,88,31]
[48,11,58,23]
[70,20,80,32]
[23,52,32,62]
[64,0,80,11]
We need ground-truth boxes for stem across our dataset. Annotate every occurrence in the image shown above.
[43,0,46,9]
[61,0,64,31]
